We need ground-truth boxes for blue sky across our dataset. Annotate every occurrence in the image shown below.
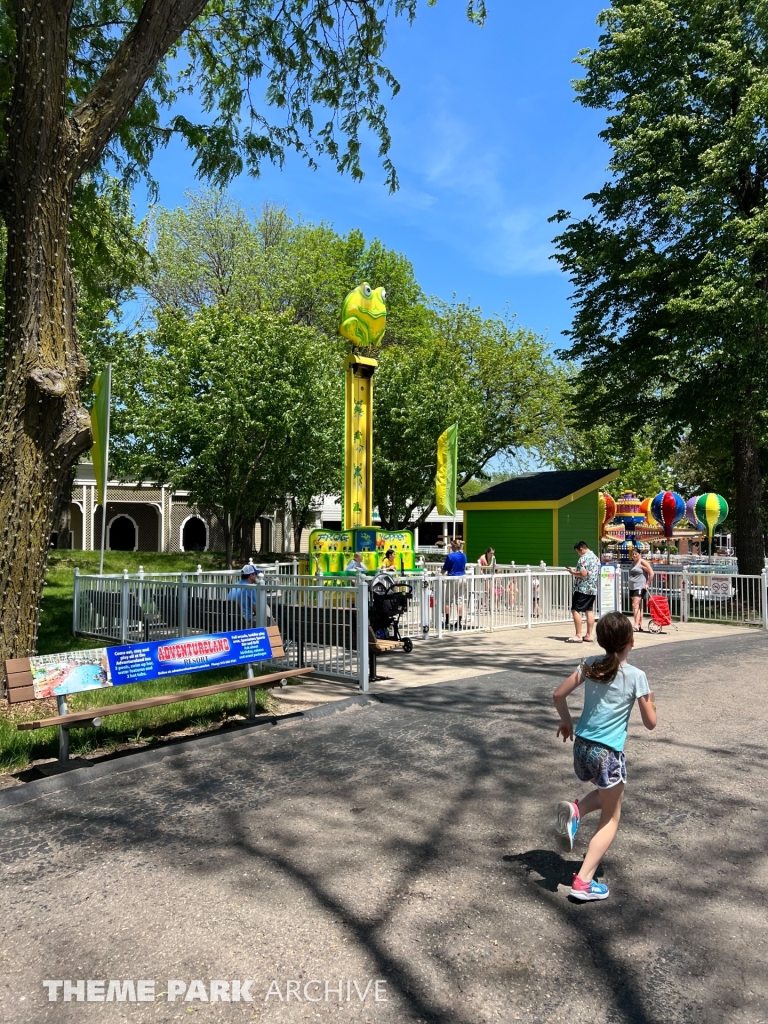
[134,1,609,348]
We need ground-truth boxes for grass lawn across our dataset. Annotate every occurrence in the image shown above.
[0,551,285,773]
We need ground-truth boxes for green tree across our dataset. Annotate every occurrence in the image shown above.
[145,189,429,346]
[552,0,768,574]
[0,0,484,662]
[543,417,672,498]
[114,308,341,567]
[373,303,565,528]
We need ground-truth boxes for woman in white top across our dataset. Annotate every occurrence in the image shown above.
[627,547,654,631]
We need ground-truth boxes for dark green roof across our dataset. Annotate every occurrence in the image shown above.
[461,469,617,504]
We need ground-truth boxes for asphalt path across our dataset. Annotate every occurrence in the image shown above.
[1,632,767,1024]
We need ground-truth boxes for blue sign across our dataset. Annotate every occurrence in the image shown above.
[106,628,274,687]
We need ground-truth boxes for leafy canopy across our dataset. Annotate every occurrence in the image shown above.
[0,2,484,197]
[144,188,429,346]
[552,0,768,445]
[112,305,341,564]
[373,301,566,528]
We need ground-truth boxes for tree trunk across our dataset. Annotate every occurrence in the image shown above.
[0,1,92,666]
[733,422,764,575]
[238,518,256,563]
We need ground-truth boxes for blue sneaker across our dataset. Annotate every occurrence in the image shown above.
[555,801,579,852]
[569,875,610,901]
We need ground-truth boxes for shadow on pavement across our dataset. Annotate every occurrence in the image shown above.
[2,636,768,1024]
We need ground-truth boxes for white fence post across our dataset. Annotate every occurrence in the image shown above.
[681,567,689,623]
[420,575,431,636]
[525,569,532,628]
[762,568,768,630]
[357,574,369,692]
[256,576,267,628]
[120,569,129,644]
[316,567,324,609]
[72,568,81,637]
[436,575,444,638]
[178,573,188,638]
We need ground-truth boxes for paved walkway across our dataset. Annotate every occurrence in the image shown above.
[272,619,757,704]
[0,629,766,1023]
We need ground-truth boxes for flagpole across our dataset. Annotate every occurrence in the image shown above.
[98,364,112,576]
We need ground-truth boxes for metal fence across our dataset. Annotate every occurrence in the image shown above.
[72,564,768,695]
[619,566,767,627]
[74,570,369,689]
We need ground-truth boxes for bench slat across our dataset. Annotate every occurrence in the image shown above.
[6,657,31,674]
[16,666,314,730]
[8,684,36,703]
[7,671,35,704]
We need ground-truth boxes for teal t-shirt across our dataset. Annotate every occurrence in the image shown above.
[575,657,650,752]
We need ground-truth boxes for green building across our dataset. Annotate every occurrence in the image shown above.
[458,469,618,566]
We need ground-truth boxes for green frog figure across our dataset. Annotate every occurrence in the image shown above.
[339,282,387,347]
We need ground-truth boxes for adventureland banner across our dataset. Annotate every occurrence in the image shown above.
[29,628,274,699]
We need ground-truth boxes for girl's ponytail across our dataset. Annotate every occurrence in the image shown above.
[581,612,633,684]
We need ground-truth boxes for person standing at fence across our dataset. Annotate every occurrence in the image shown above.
[478,547,495,612]
[551,611,657,901]
[567,541,599,642]
[442,538,467,629]
[227,563,262,623]
[478,547,495,571]
[628,547,654,632]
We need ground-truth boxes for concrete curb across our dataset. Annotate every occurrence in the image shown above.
[0,694,380,811]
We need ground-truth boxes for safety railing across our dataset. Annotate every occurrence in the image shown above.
[79,562,300,585]
[73,571,369,689]
[619,566,766,627]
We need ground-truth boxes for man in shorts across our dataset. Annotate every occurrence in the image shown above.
[567,540,599,643]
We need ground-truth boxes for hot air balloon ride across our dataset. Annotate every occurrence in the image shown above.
[639,497,657,525]
[616,491,645,540]
[685,495,704,531]
[694,493,729,557]
[650,491,686,562]
[598,492,617,552]
[650,491,685,537]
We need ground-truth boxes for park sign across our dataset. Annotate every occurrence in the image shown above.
[29,629,274,699]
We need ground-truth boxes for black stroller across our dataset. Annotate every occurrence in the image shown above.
[367,575,414,679]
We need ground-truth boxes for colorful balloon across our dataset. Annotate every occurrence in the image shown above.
[693,493,728,541]
[685,495,704,531]
[650,491,685,538]
[598,491,616,534]
[639,497,658,526]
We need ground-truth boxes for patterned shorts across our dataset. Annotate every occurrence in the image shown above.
[574,736,627,789]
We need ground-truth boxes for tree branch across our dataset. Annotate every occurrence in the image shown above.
[71,0,209,177]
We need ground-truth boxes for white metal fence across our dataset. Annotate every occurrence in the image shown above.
[619,566,766,627]
[74,570,369,689]
[72,564,768,693]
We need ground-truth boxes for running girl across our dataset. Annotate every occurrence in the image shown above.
[552,611,657,901]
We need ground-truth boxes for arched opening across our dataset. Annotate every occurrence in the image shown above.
[182,516,207,552]
[109,515,137,551]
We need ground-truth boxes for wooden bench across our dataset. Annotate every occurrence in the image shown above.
[5,626,313,763]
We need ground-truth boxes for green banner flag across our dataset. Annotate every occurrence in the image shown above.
[436,423,458,517]
[90,365,112,507]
